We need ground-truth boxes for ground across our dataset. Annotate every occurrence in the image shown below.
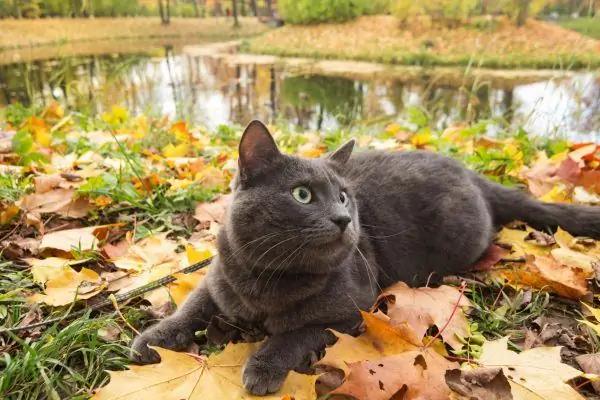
[2,104,600,398]
[246,15,600,69]
[0,17,269,51]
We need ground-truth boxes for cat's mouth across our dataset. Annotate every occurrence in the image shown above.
[309,229,355,247]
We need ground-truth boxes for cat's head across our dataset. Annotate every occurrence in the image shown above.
[223,120,359,274]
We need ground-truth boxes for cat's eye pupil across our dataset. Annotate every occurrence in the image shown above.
[340,191,348,205]
[292,186,312,204]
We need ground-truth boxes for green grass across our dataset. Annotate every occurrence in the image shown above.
[558,16,600,40]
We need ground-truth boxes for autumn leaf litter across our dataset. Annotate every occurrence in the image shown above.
[2,105,600,399]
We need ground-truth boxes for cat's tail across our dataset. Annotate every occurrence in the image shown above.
[474,175,600,238]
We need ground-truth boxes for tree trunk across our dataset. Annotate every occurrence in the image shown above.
[15,0,22,18]
[266,0,273,17]
[232,0,240,27]
[166,0,171,23]
[158,0,166,23]
[515,0,531,27]
[192,0,200,17]
[250,0,257,16]
[240,0,246,16]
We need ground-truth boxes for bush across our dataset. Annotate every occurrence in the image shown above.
[392,0,478,26]
[279,0,373,24]
[364,0,392,15]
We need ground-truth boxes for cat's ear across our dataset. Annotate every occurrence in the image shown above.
[238,120,280,181]
[328,139,355,167]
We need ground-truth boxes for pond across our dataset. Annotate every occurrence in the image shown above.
[1,40,599,141]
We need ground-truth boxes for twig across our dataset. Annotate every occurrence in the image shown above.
[0,256,214,334]
[424,280,467,348]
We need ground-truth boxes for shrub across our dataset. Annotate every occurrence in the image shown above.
[392,0,478,27]
[279,0,373,24]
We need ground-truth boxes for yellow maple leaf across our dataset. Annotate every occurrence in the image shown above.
[479,337,584,399]
[29,267,104,306]
[162,143,189,158]
[92,343,318,400]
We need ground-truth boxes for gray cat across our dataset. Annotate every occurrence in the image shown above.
[131,120,600,395]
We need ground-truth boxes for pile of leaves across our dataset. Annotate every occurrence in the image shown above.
[2,103,600,399]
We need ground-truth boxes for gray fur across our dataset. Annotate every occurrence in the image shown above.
[131,120,600,395]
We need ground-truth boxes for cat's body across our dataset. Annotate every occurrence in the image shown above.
[131,121,600,396]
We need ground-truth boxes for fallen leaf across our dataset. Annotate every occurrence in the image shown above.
[445,367,513,400]
[479,337,584,399]
[576,354,600,393]
[17,188,90,218]
[330,350,457,400]
[40,225,114,255]
[26,257,89,284]
[472,244,508,271]
[318,311,419,375]
[162,143,189,158]
[373,282,472,349]
[29,267,104,306]
[111,233,178,272]
[0,204,20,225]
[92,344,318,400]
[496,227,554,257]
[486,255,591,299]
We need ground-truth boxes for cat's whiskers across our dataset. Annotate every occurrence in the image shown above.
[225,228,302,265]
[264,238,309,293]
[355,245,383,295]
[250,235,301,292]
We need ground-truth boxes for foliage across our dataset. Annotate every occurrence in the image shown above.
[279,0,374,24]
[392,0,479,25]
[2,103,600,398]
[248,15,600,69]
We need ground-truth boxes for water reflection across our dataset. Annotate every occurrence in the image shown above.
[1,46,599,141]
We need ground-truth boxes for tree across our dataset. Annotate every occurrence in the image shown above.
[232,0,240,27]
[158,0,170,24]
[249,0,257,16]
[191,0,200,17]
[265,0,273,16]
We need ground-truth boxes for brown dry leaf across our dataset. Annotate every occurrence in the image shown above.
[576,354,600,393]
[330,350,457,400]
[486,255,591,298]
[92,344,318,400]
[374,282,472,349]
[29,267,105,306]
[40,225,115,255]
[445,367,513,400]
[17,188,90,218]
[479,337,584,399]
[472,244,508,271]
[194,194,231,228]
[318,311,419,375]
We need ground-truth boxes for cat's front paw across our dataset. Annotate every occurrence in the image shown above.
[242,355,288,395]
[130,321,194,364]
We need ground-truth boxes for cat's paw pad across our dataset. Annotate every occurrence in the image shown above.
[242,357,288,395]
[130,324,194,364]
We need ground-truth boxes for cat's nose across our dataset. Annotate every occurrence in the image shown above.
[331,215,351,232]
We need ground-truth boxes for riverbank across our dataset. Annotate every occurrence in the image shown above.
[246,15,600,69]
[0,17,269,51]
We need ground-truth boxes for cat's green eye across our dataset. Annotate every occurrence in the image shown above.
[292,186,312,204]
